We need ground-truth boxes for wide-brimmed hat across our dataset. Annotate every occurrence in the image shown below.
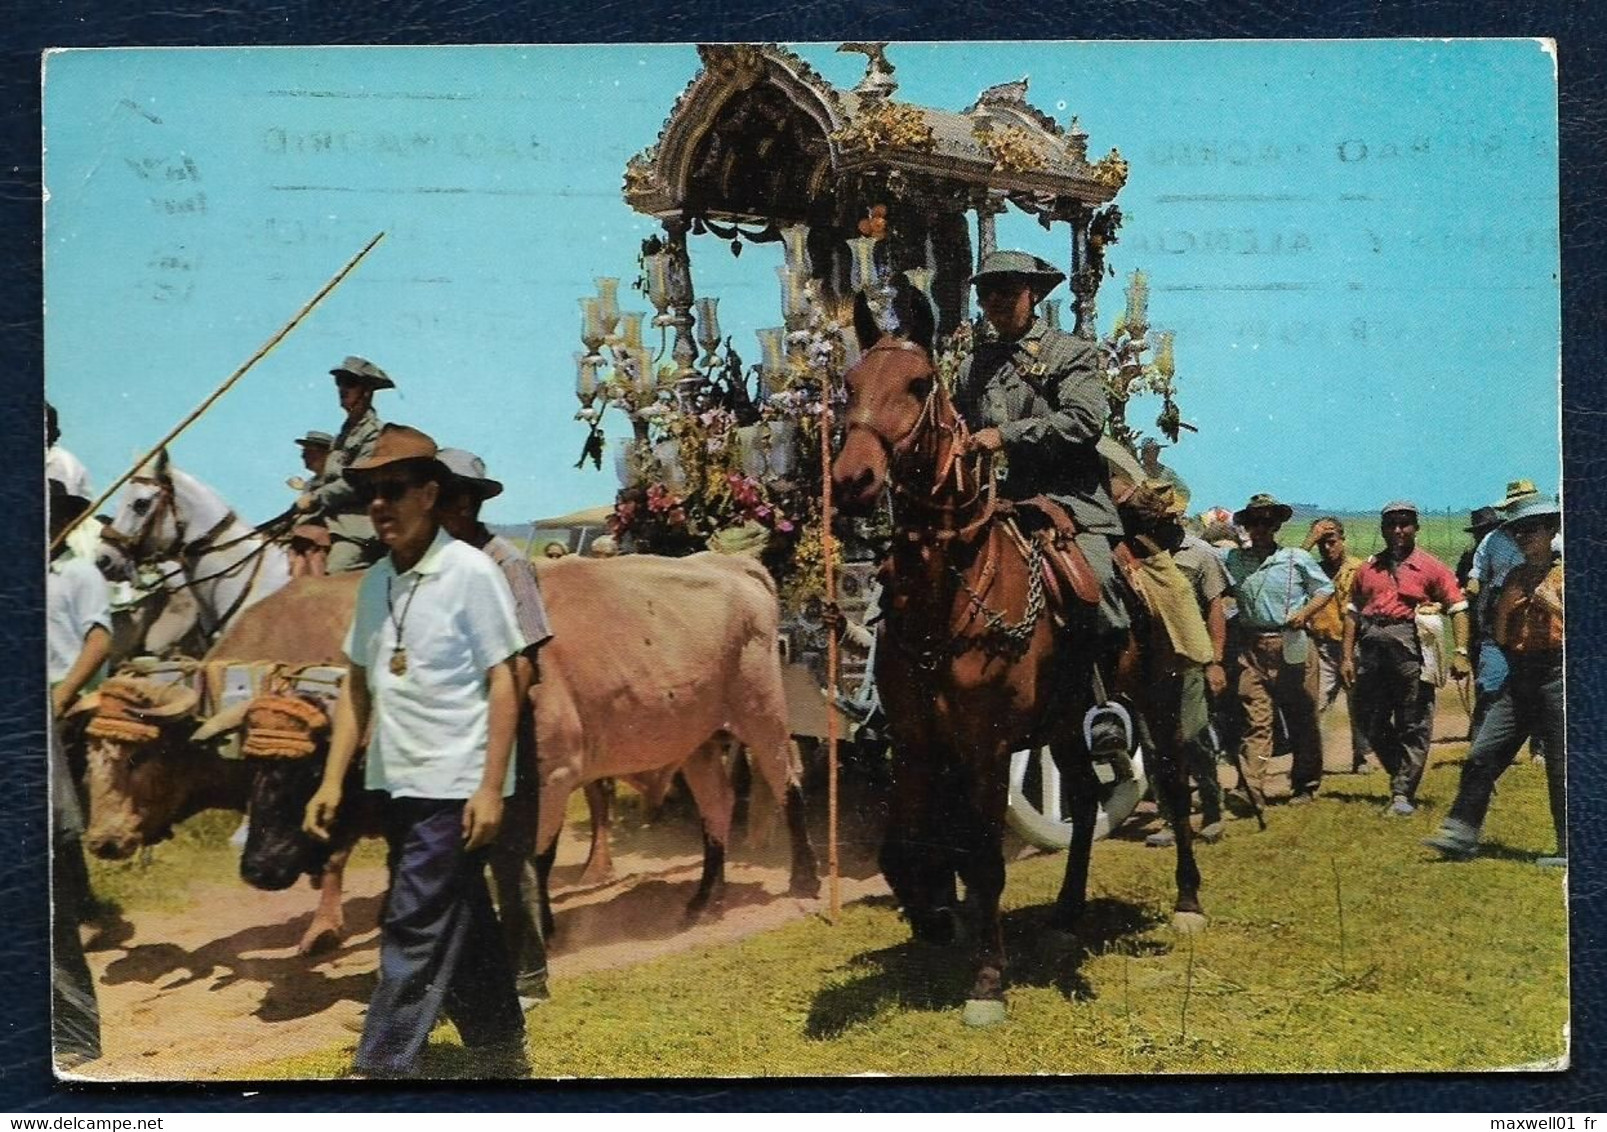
[970,250,1065,298]
[1465,506,1501,534]
[1126,477,1189,524]
[330,356,395,391]
[1380,499,1419,519]
[1303,517,1345,550]
[1233,493,1293,525]
[436,447,504,500]
[1502,493,1560,529]
[344,424,441,480]
[1496,478,1540,510]
[295,429,335,450]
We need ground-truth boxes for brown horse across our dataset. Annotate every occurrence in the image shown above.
[832,330,1204,1027]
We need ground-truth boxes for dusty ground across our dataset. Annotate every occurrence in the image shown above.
[70,690,1483,1082]
[72,786,894,1082]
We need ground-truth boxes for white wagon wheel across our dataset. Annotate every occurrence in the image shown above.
[1006,744,1147,851]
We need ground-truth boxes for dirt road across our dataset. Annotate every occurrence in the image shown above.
[73,800,891,1082]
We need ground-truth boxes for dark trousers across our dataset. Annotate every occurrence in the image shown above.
[356,797,524,1077]
[1448,656,1565,853]
[51,834,100,1064]
[491,711,549,997]
[1354,635,1436,802]
[1313,637,1373,766]
[1152,667,1224,826]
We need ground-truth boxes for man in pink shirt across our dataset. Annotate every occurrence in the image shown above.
[1341,501,1470,815]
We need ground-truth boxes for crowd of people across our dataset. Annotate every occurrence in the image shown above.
[43,250,1565,1079]
[937,249,1564,872]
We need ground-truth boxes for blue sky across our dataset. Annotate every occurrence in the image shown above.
[43,40,1560,526]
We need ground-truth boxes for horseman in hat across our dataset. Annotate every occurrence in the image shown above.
[295,357,394,573]
[953,250,1131,757]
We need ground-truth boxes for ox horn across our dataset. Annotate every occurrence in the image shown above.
[191,700,250,743]
[64,692,102,718]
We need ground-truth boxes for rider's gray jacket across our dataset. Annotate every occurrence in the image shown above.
[953,318,1123,537]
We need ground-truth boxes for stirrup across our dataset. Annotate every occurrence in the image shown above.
[1083,702,1134,786]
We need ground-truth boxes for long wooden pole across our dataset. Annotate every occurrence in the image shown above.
[50,231,388,552]
[819,398,841,923]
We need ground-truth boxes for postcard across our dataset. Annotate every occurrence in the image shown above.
[42,40,1564,1081]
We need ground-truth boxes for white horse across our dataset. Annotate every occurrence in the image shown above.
[97,450,292,645]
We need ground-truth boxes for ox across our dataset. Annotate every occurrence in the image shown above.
[85,551,820,963]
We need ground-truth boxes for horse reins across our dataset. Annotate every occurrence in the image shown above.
[863,358,1039,660]
[101,475,280,629]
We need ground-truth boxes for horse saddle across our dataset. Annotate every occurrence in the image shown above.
[1001,495,1100,611]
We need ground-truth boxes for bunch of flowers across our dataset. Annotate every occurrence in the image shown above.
[726,472,795,534]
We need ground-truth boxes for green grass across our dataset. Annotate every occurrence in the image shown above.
[241,751,1567,1079]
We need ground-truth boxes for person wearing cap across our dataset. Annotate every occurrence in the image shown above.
[1302,517,1374,774]
[1342,501,1470,817]
[47,479,109,1069]
[302,424,530,1079]
[1119,479,1226,847]
[954,250,1126,635]
[294,356,394,573]
[1425,494,1564,866]
[1138,437,1187,498]
[954,250,1131,760]
[1465,480,1560,748]
[434,447,555,1004]
[1222,494,1334,807]
[295,429,335,478]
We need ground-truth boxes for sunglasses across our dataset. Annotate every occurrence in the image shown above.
[354,477,424,504]
[1243,515,1281,528]
[1510,520,1553,538]
[1382,516,1417,529]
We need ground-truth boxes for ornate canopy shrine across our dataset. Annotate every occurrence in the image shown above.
[620,42,1130,370]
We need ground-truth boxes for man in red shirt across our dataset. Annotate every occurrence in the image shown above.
[1341,501,1470,815]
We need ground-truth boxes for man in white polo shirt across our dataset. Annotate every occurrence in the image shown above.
[303,424,528,1079]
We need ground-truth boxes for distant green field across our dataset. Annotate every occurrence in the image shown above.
[1276,508,1476,572]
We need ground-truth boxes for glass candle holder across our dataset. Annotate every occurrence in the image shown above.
[1155,329,1175,379]
[757,327,787,387]
[595,277,621,328]
[1042,298,1061,331]
[777,266,809,329]
[847,236,880,293]
[903,267,934,299]
[1124,269,1149,337]
[644,253,672,319]
[618,311,645,351]
[694,296,721,352]
[575,352,599,401]
[580,297,607,353]
[780,223,811,276]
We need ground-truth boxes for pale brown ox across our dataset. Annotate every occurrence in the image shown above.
[529,552,821,912]
[82,551,820,956]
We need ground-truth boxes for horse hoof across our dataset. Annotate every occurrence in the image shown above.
[962,998,1008,1028]
[1172,911,1208,935]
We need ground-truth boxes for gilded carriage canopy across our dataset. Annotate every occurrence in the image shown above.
[622,43,1130,337]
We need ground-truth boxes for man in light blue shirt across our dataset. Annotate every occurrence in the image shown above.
[1222,494,1334,807]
